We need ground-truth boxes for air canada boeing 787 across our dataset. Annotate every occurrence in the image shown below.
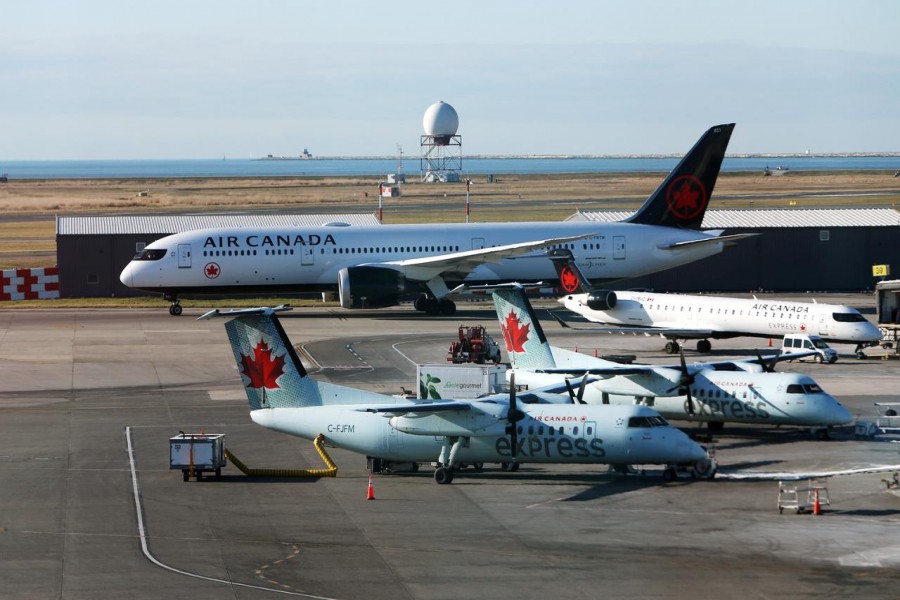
[121,124,750,315]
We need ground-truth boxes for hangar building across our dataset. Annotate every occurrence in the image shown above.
[55,214,381,298]
[570,207,900,292]
[55,208,900,298]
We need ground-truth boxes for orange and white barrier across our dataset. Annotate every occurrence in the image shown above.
[0,267,60,301]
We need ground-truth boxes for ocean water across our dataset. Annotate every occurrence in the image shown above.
[0,156,898,179]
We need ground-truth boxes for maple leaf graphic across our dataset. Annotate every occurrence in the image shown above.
[672,181,700,214]
[560,266,579,292]
[240,340,286,389]
[205,263,220,278]
[501,311,530,353]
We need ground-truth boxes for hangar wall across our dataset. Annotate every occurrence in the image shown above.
[620,225,899,292]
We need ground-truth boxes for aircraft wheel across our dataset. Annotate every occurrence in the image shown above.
[414,296,428,312]
[664,341,679,354]
[472,462,484,472]
[434,467,454,484]
[170,304,183,316]
[425,299,440,316]
[438,298,456,316]
[814,354,824,364]
[182,470,189,482]
[662,467,677,482]
[411,462,419,472]
[509,462,520,472]
[500,462,512,471]
[693,458,716,479]
[697,340,712,353]
[815,428,830,441]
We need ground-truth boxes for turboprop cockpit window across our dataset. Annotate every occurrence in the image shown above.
[628,415,669,428]
[803,383,824,394]
[832,312,866,323]
[134,249,167,261]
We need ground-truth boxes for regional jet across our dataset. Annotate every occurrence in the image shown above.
[201,306,712,483]
[489,285,853,439]
[549,251,883,356]
[122,124,751,315]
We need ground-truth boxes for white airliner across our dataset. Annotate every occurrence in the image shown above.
[549,252,883,356]
[121,124,752,315]
[489,286,853,438]
[201,305,712,483]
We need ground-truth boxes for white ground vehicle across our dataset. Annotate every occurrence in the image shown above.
[782,334,838,364]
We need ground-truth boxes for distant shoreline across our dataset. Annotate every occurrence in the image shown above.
[261,152,900,161]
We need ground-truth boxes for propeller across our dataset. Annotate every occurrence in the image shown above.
[666,347,696,415]
[563,373,589,404]
[506,372,526,460]
[755,349,780,373]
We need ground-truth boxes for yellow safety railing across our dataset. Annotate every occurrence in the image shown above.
[224,434,337,478]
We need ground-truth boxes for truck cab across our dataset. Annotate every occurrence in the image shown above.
[782,334,838,364]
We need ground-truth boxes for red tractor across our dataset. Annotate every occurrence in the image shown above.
[448,325,501,364]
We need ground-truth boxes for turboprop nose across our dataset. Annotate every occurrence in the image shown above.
[828,399,853,426]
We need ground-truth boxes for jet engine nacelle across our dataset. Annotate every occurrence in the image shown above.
[338,266,406,309]
[586,289,618,311]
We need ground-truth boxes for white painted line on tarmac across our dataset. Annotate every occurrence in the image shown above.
[125,426,342,599]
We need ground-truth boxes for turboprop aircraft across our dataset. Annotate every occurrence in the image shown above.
[549,251,882,357]
[200,305,713,483]
[122,123,752,316]
[489,286,853,438]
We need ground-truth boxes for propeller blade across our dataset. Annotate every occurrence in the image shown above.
[508,372,519,460]
[685,385,695,416]
[564,378,577,404]
[576,373,589,404]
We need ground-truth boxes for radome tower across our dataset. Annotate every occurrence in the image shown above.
[420,101,462,182]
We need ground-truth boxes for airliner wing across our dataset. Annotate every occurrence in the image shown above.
[658,232,757,250]
[366,233,593,283]
[549,311,720,339]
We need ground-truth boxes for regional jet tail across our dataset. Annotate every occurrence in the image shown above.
[548,251,882,356]
[201,306,712,483]
[490,286,852,436]
[122,123,748,317]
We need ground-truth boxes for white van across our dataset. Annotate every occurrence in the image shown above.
[782,334,838,364]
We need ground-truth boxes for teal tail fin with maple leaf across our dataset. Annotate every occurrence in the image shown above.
[625,123,734,229]
[224,313,322,410]
[491,287,557,371]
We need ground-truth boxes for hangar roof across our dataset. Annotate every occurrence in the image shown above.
[57,213,381,235]
[568,207,900,228]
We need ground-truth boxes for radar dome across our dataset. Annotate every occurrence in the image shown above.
[422,101,459,137]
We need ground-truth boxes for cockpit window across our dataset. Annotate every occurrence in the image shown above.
[134,248,167,261]
[832,312,866,323]
[786,384,804,394]
[627,415,669,428]
[803,383,823,394]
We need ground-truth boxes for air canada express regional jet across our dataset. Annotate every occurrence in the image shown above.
[121,124,751,315]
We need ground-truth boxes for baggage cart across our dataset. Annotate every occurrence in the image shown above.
[170,432,226,481]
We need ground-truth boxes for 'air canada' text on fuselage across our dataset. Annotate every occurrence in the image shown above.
[203,234,337,249]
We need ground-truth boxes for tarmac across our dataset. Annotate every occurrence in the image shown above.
[1,298,900,599]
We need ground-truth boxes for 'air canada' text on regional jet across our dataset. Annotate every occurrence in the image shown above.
[120,123,752,316]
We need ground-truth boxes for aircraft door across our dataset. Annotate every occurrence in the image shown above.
[177,244,192,268]
[472,238,485,250]
[301,247,314,266]
[613,236,626,260]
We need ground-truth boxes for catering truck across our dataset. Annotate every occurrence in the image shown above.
[417,363,507,400]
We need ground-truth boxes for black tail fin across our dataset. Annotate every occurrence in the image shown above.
[547,249,592,294]
[626,123,734,229]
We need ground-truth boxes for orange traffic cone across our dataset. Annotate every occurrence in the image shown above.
[768,338,772,347]
[366,474,376,500]
[813,489,821,515]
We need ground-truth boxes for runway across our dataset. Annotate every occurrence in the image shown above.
[1,303,899,598]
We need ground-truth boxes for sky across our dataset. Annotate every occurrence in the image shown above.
[2,0,899,159]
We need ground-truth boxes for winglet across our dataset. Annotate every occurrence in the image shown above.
[547,249,592,295]
[626,123,735,229]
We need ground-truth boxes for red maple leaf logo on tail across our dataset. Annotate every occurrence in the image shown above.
[240,340,286,389]
[665,175,707,221]
[501,311,530,353]
[560,265,580,293]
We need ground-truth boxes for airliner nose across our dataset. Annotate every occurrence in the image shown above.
[119,263,133,287]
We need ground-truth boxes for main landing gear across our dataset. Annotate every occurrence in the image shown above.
[414,295,456,316]
[664,339,712,354]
